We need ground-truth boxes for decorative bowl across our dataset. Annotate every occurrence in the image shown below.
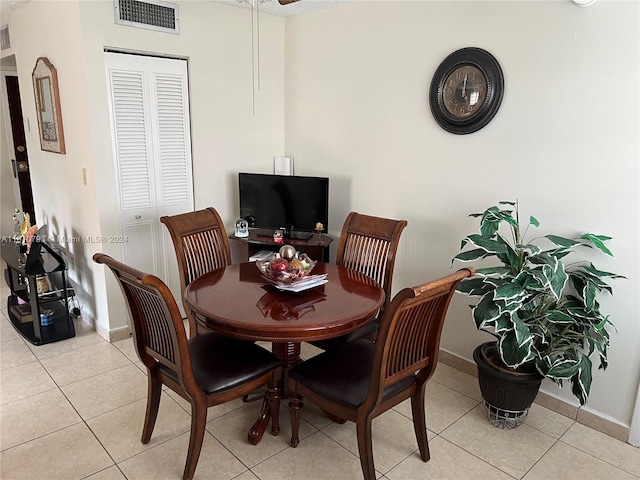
[256,253,316,285]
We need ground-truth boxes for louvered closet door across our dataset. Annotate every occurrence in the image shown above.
[105,52,193,305]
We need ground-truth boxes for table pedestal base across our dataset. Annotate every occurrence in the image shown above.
[247,341,299,445]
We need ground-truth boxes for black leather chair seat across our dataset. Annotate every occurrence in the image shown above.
[189,334,280,394]
[310,321,379,351]
[290,339,415,409]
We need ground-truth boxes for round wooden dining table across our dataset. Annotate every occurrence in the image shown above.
[183,261,384,444]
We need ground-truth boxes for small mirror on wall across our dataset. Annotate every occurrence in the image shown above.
[32,57,65,154]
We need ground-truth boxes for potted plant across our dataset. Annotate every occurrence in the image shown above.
[452,201,623,424]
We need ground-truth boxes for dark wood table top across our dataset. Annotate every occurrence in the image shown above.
[183,262,384,344]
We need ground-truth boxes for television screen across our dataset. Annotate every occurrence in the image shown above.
[239,173,329,239]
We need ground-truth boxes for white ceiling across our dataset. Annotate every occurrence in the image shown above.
[0,0,31,18]
[0,0,350,20]
[213,0,352,17]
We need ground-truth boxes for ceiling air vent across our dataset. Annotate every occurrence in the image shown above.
[114,0,179,35]
[1,25,10,50]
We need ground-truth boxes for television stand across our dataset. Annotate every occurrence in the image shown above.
[254,229,313,241]
[230,229,333,263]
[285,231,313,241]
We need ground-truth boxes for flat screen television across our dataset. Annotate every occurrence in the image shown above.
[239,173,329,240]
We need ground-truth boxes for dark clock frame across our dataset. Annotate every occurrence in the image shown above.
[429,47,504,135]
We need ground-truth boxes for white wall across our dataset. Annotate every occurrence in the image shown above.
[76,0,285,333]
[1,1,105,331]
[3,0,285,336]
[2,0,637,432]
[284,1,639,429]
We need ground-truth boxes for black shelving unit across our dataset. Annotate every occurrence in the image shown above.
[2,240,76,345]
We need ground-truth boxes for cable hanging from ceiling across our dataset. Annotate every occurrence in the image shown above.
[238,0,270,114]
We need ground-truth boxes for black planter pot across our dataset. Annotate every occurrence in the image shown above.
[473,342,543,426]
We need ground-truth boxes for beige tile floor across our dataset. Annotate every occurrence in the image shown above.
[1,295,638,479]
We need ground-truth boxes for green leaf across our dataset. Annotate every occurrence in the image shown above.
[518,243,541,255]
[547,359,580,379]
[499,330,534,368]
[472,294,502,330]
[545,310,575,324]
[549,260,568,300]
[514,271,545,290]
[496,298,524,315]
[569,270,613,296]
[453,249,488,263]
[571,356,593,406]
[581,233,614,257]
[495,234,519,269]
[583,282,597,312]
[494,283,526,302]
[466,234,508,255]
[545,235,582,248]
[495,315,512,333]
[476,266,512,277]
[481,206,518,232]
[456,278,494,297]
[480,207,504,236]
[529,215,540,228]
[480,219,501,237]
[513,316,534,347]
[581,264,626,280]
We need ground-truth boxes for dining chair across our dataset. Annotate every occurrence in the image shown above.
[310,211,407,350]
[93,253,281,480]
[160,207,232,338]
[288,268,475,480]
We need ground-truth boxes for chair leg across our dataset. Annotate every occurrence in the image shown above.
[183,397,207,480]
[267,374,281,436]
[288,393,303,447]
[411,388,430,462]
[141,372,162,444]
[355,416,376,480]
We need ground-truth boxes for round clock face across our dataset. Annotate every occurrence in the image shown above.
[442,65,487,119]
[429,48,504,135]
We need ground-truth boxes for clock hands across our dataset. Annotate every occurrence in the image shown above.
[462,71,469,104]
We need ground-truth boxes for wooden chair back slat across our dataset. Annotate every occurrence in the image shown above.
[94,253,191,385]
[160,207,231,336]
[336,212,408,318]
[287,268,475,480]
[182,228,228,284]
[161,207,231,293]
[384,294,443,382]
[371,268,475,400]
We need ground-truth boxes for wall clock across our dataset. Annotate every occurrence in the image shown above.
[429,47,504,135]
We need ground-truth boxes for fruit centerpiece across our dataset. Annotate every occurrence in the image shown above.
[256,245,316,284]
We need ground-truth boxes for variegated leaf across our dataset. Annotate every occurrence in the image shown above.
[499,330,534,368]
[473,294,502,329]
[571,356,593,406]
[545,311,575,324]
[467,234,507,255]
[581,233,613,257]
[494,283,526,301]
[453,248,488,263]
[545,235,582,248]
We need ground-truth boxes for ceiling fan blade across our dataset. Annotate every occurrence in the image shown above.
[277,0,300,4]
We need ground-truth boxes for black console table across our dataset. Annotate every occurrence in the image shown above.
[2,241,76,345]
[229,230,333,264]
